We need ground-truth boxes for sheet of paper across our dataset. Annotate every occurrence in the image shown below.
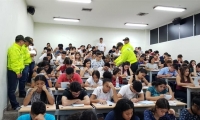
[21,105,31,107]
[138,101,154,104]
[72,104,84,107]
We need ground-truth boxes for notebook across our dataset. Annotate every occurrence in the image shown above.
[61,82,70,88]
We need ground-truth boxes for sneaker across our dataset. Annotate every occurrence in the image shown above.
[14,106,21,111]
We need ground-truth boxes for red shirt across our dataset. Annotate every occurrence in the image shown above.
[59,65,75,73]
[112,76,123,87]
[57,73,83,84]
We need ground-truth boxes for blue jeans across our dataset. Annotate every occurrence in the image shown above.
[28,61,35,83]
[7,70,19,109]
[19,65,29,96]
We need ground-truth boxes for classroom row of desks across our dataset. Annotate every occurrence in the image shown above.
[50,85,200,108]
[18,100,186,116]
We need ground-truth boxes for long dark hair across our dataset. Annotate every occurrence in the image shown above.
[122,61,130,76]
[189,60,196,72]
[132,68,147,83]
[34,75,49,104]
[113,99,135,120]
[180,66,191,83]
[83,59,91,67]
[150,98,170,113]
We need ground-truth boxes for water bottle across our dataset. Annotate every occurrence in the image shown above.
[116,77,119,88]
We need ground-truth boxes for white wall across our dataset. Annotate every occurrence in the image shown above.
[148,35,200,62]
[34,23,148,61]
[0,0,34,119]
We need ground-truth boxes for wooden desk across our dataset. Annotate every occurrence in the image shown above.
[58,105,93,115]
[84,87,121,94]
[92,103,115,114]
[147,70,159,83]
[50,87,65,95]
[183,86,200,108]
[18,104,56,116]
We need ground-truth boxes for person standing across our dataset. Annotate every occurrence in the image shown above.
[123,37,134,51]
[19,37,33,97]
[96,38,106,53]
[114,42,138,73]
[27,37,37,85]
[7,35,25,110]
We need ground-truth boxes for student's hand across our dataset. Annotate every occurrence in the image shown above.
[131,98,139,103]
[108,82,115,89]
[166,74,172,77]
[193,65,196,69]
[17,74,22,78]
[159,94,165,98]
[32,86,38,93]
[168,109,175,115]
[34,114,45,120]
[75,99,82,103]
[84,67,88,71]
[42,85,48,92]
[92,84,98,88]
[99,99,107,105]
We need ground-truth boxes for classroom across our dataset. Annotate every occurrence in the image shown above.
[1,0,200,120]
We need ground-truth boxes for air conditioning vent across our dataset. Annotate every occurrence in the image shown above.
[137,12,148,16]
[82,8,92,12]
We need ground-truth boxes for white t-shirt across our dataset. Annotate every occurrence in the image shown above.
[145,63,158,69]
[118,84,143,100]
[56,56,65,65]
[96,43,106,51]
[29,45,36,61]
[86,76,103,86]
[92,86,113,101]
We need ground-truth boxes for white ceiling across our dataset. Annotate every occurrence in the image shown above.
[26,0,200,30]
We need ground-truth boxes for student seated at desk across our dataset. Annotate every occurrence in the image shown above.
[17,101,55,120]
[23,75,54,106]
[62,82,90,106]
[175,66,194,103]
[85,70,102,88]
[56,58,76,73]
[145,56,158,70]
[103,71,113,79]
[146,79,174,101]
[193,63,200,76]
[189,60,196,76]
[160,60,172,68]
[120,61,133,77]
[98,62,112,77]
[55,67,83,88]
[31,67,52,88]
[42,62,55,79]
[91,51,105,70]
[33,57,49,71]
[55,51,67,66]
[90,78,118,104]
[179,97,200,120]
[138,54,146,65]
[128,68,149,86]
[117,81,144,103]
[80,59,93,77]
[105,99,140,120]
[73,52,83,65]
[157,64,178,78]
[144,98,176,120]
[112,68,123,87]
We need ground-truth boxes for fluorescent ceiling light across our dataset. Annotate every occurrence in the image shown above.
[125,23,148,27]
[57,0,91,3]
[53,17,80,22]
[154,6,186,12]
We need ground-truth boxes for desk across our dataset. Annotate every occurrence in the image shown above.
[84,87,121,95]
[92,103,115,114]
[81,77,89,83]
[138,64,146,69]
[165,76,197,83]
[58,105,93,115]
[50,87,65,95]
[183,86,200,108]
[148,70,159,83]
[18,104,56,116]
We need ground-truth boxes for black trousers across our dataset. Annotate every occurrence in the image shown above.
[130,62,138,73]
